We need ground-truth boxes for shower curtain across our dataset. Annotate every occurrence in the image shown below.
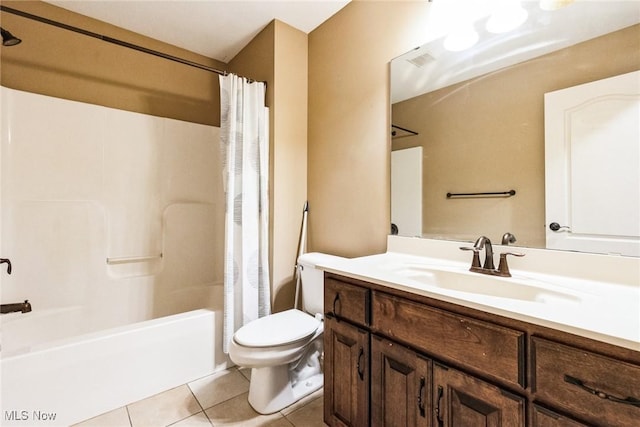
[219,73,270,353]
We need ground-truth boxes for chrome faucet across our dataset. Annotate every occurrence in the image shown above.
[1,300,31,314]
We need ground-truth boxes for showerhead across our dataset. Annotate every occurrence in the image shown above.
[1,27,22,46]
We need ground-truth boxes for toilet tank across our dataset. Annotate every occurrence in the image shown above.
[297,252,344,315]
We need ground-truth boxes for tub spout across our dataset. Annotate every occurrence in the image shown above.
[1,300,31,314]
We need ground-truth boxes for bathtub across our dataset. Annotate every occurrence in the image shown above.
[0,309,229,426]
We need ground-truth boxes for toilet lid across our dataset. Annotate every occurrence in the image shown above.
[234,309,320,348]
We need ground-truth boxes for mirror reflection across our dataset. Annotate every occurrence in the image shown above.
[390,0,640,256]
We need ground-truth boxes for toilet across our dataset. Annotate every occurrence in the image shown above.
[228,252,340,414]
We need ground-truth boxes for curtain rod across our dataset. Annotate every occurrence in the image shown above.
[1,5,257,82]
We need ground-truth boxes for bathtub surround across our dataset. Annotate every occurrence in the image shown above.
[219,73,271,353]
[1,87,224,332]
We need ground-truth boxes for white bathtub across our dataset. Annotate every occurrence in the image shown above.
[0,309,229,426]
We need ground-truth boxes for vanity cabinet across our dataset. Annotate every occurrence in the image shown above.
[324,273,640,427]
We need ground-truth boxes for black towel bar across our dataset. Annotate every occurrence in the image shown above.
[446,190,516,199]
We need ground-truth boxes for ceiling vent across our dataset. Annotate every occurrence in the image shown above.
[406,51,436,68]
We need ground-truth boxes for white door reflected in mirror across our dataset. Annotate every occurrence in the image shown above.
[392,147,423,237]
[545,70,640,257]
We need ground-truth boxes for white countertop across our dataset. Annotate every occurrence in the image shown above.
[316,236,640,352]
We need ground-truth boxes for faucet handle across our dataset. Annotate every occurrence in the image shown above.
[460,246,482,270]
[497,252,525,277]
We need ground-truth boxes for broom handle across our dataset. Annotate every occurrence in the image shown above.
[294,201,309,310]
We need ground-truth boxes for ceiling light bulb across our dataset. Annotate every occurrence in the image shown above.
[486,2,529,34]
[444,25,479,52]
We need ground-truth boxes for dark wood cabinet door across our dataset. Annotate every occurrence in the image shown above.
[433,363,525,427]
[371,335,431,427]
[324,315,370,427]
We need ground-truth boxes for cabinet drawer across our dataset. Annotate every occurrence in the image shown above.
[372,291,525,387]
[532,337,640,426]
[325,277,370,326]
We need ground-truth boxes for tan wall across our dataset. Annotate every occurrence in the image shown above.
[0,0,225,126]
[308,0,430,257]
[392,24,640,248]
[271,22,308,311]
[229,20,308,312]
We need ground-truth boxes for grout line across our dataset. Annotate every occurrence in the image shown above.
[163,385,209,427]
[186,383,207,414]
[189,369,251,412]
[125,406,133,427]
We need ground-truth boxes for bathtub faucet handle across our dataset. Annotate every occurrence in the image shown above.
[0,258,11,274]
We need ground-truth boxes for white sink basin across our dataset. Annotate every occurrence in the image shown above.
[380,263,581,303]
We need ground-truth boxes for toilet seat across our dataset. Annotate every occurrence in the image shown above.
[234,309,320,348]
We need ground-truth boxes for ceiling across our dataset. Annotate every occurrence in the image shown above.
[44,0,350,63]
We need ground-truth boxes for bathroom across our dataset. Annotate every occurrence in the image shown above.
[1,0,639,426]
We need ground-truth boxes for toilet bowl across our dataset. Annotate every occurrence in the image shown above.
[228,252,341,414]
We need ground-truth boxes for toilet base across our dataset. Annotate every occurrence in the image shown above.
[238,325,325,414]
[248,365,323,414]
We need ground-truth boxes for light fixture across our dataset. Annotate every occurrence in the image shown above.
[444,24,479,52]
[1,27,21,46]
[539,0,575,11]
[486,1,529,34]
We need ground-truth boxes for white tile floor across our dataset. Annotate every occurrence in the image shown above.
[73,367,325,427]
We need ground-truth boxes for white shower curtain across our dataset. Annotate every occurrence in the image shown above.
[219,73,270,353]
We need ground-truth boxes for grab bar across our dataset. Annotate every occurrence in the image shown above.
[106,254,163,265]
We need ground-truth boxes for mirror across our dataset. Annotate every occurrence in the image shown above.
[390,0,640,256]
